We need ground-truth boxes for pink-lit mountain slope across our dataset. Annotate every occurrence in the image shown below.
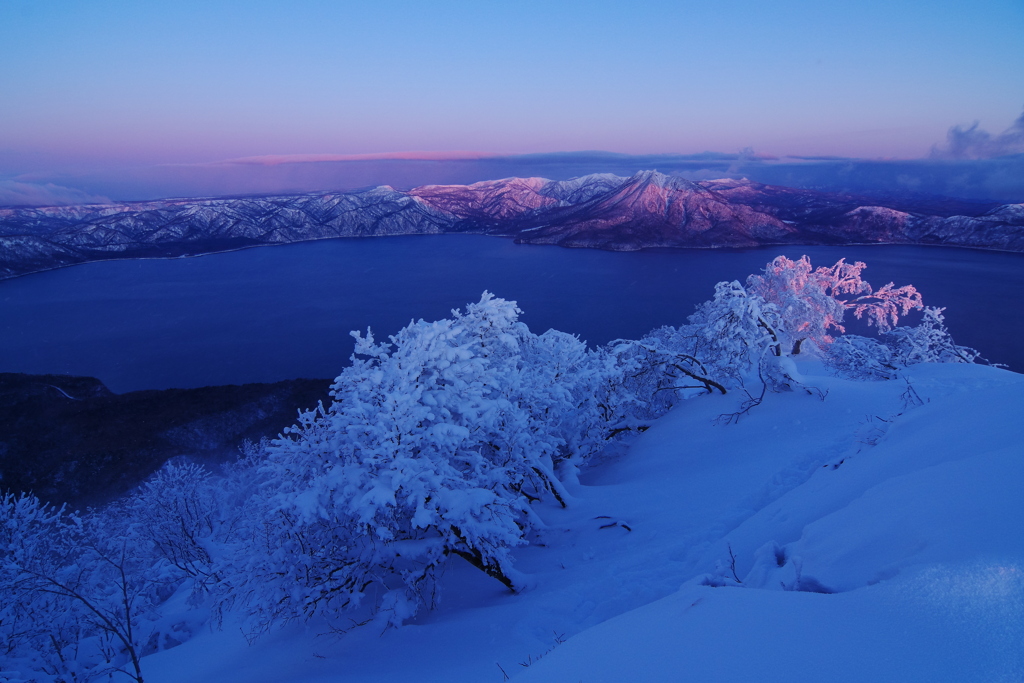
[412,172,797,248]
[1,171,1021,279]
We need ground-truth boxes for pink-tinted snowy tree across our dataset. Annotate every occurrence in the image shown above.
[747,255,923,355]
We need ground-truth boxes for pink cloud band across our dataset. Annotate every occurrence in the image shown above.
[221,151,502,166]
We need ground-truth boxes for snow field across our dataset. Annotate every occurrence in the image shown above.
[144,361,1024,682]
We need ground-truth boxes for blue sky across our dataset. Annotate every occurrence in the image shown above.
[1,0,1022,200]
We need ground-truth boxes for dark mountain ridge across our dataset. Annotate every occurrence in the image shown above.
[0,373,332,507]
[1,171,1022,279]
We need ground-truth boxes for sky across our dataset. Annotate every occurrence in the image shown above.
[1,0,1023,202]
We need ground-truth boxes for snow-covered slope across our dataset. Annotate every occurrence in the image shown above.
[142,361,1024,683]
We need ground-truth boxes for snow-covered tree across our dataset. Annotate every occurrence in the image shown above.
[824,334,899,381]
[121,461,221,601]
[588,323,733,437]
[683,280,789,387]
[514,327,611,473]
[747,255,923,354]
[230,293,600,632]
[883,306,980,365]
[0,492,164,683]
[0,492,79,681]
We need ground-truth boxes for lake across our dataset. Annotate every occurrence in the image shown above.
[2,235,1022,393]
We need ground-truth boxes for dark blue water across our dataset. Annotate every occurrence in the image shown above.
[2,235,1022,393]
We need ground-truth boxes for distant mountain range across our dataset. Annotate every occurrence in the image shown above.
[2,171,1022,279]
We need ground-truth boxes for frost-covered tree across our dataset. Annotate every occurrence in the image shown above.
[683,280,789,387]
[119,460,226,620]
[0,493,80,681]
[230,293,601,632]
[822,334,898,380]
[0,492,166,683]
[589,323,732,438]
[598,256,929,404]
[515,328,611,473]
[823,307,981,380]
[747,255,923,354]
[883,306,980,365]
